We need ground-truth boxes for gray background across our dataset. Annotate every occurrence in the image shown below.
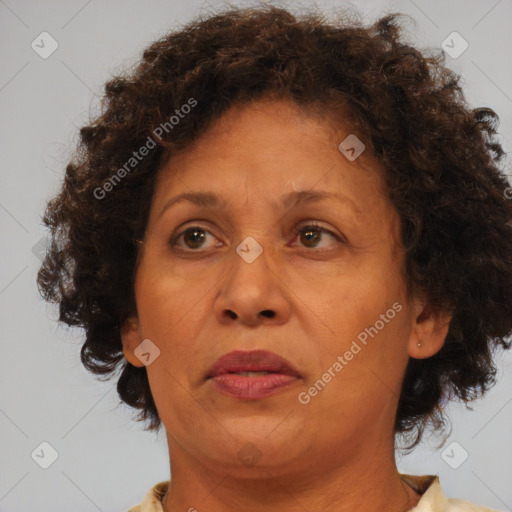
[1,0,511,511]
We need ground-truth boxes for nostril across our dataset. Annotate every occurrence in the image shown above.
[225,310,237,320]
[260,310,275,318]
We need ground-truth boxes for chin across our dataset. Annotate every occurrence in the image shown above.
[212,417,310,469]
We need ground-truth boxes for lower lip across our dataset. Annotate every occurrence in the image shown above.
[209,373,298,399]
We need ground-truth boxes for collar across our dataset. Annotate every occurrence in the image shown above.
[129,473,494,512]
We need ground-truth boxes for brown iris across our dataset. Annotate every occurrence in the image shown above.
[183,228,206,249]
[300,227,321,248]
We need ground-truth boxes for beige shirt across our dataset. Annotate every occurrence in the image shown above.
[127,474,502,512]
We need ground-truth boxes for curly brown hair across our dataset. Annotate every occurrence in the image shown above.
[37,5,512,446]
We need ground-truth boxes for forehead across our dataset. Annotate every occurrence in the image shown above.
[153,99,387,210]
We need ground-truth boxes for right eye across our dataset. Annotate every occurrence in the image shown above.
[170,225,223,251]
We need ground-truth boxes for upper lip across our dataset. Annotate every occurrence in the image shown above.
[207,350,301,378]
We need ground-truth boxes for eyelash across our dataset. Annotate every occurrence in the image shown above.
[170,221,344,252]
[291,222,343,249]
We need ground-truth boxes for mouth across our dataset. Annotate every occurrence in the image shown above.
[207,350,301,399]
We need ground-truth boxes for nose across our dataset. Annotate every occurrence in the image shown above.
[213,242,292,327]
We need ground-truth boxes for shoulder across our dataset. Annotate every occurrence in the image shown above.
[401,474,502,512]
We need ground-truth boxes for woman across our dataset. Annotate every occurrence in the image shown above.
[37,6,512,512]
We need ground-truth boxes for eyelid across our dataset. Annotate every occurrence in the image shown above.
[289,220,345,245]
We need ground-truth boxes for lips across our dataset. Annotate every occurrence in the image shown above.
[207,350,301,399]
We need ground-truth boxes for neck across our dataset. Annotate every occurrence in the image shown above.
[161,437,421,512]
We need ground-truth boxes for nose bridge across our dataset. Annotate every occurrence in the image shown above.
[214,234,290,325]
[230,234,273,298]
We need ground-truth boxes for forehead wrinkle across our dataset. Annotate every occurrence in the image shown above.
[159,189,361,219]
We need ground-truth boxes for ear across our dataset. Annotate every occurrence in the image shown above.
[120,315,145,368]
[407,297,452,359]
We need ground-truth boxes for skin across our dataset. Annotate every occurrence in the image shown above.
[121,98,451,512]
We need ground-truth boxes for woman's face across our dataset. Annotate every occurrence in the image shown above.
[122,99,443,477]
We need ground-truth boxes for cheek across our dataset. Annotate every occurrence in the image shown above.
[301,306,411,431]
[137,269,210,424]
[315,271,404,344]
[135,260,209,337]
[133,267,216,389]
[306,260,410,385]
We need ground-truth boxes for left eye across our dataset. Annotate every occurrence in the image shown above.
[290,223,342,250]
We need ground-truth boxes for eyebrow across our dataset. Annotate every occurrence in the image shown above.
[159,190,360,218]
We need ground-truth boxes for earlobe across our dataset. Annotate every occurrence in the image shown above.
[407,301,452,360]
[120,316,145,368]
